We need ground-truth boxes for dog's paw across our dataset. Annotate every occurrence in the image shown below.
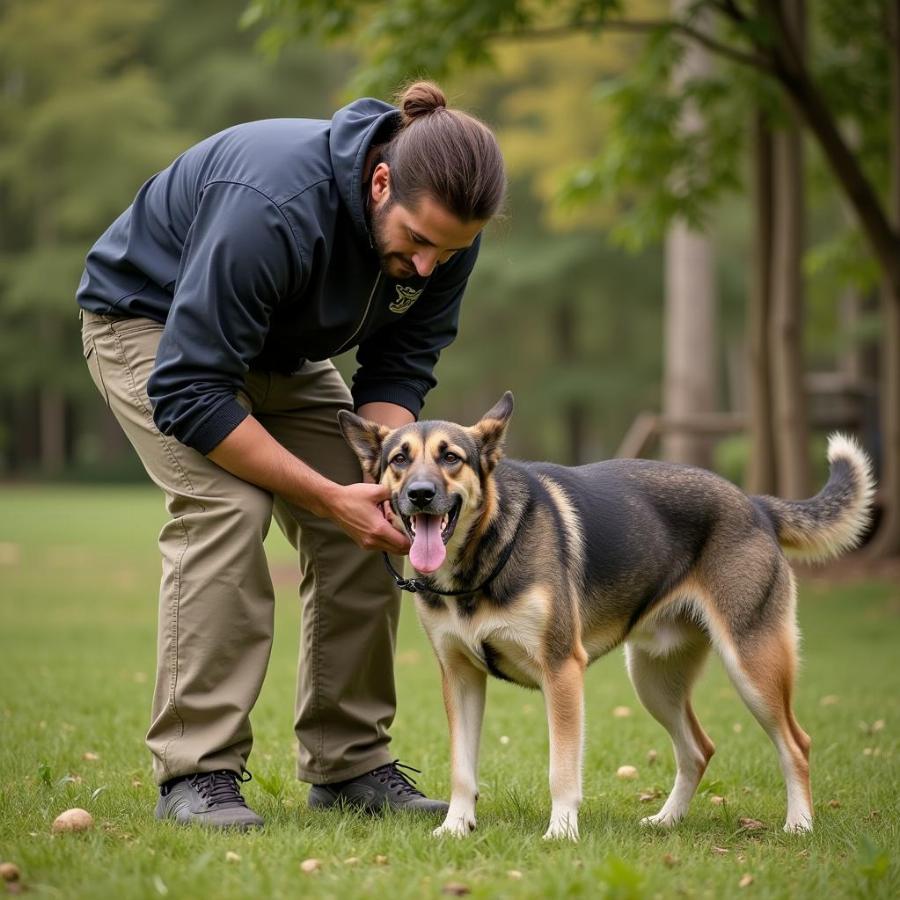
[433,815,476,838]
[543,818,579,842]
[783,818,813,834]
[640,810,682,828]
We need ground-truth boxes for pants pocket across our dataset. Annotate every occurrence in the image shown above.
[83,337,111,409]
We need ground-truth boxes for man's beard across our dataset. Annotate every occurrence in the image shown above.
[369,198,416,280]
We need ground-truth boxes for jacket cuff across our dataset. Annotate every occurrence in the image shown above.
[184,398,250,455]
[351,383,424,419]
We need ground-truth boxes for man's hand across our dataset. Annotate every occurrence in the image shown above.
[327,482,411,554]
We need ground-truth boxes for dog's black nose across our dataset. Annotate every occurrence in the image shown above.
[407,481,437,508]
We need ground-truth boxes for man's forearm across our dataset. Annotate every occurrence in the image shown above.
[357,401,415,430]
[204,405,411,554]
[206,414,337,515]
[206,404,411,507]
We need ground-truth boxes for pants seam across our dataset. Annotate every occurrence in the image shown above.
[307,541,327,782]
[159,514,189,779]
[103,318,194,776]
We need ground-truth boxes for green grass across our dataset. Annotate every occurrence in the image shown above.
[0,485,898,899]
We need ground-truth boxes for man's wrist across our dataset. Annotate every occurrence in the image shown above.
[306,478,342,519]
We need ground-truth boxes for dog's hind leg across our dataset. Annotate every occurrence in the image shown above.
[712,571,812,833]
[625,630,715,828]
[542,653,587,841]
[433,650,487,839]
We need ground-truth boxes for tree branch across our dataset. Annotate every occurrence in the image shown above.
[491,18,774,73]
[754,0,900,290]
[710,0,750,25]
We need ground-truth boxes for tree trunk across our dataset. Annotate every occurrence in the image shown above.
[556,299,587,465]
[838,288,873,386]
[868,0,900,557]
[757,0,900,299]
[747,108,777,494]
[768,0,809,499]
[39,387,66,476]
[662,0,717,468]
[37,313,66,476]
[663,227,717,467]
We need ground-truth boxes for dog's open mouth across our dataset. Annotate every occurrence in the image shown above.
[403,496,461,575]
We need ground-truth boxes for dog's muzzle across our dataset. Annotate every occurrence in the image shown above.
[395,484,462,575]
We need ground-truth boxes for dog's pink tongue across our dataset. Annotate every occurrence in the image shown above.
[409,514,446,574]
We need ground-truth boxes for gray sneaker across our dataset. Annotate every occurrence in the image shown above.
[308,760,449,815]
[155,770,264,830]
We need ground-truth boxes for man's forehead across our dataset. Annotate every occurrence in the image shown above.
[400,196,483,250]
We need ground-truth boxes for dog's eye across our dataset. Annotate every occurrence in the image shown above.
[442,451,461,464]
[390,452,407,467]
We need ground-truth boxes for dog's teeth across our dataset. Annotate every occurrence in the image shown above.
[441,515,449,531]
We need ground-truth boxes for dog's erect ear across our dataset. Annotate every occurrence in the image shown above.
[337,410,390,479]
[471,391,514,472]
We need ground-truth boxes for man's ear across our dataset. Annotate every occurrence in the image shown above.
[471,391,514,472]
[337,410,390,480]
[370,161,391,204]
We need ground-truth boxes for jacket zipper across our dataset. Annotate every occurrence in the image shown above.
[333,272,381,355]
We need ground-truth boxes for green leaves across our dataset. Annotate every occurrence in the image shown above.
[560,61,747,249]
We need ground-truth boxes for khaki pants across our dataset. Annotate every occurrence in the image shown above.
[80,309,400,786]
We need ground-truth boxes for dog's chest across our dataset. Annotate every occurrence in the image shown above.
[416,587,550,689]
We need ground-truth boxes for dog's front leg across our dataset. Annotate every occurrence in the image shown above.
[433,651,487,838]
[542,654,586,841]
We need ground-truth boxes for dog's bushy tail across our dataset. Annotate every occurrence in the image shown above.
[754,434,876,562]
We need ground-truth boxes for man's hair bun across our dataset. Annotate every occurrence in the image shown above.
[398,81,447,124]
[385,79,506,223]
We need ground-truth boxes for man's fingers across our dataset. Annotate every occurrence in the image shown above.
[378,521,410,553]
[359,480,390,500]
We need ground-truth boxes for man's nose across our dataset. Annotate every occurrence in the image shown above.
[406,480,437,508]
[412,250,439,277]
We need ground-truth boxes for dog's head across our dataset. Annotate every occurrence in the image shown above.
[338,392,514,575]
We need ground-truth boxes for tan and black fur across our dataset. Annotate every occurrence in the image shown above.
[339,393,875,840]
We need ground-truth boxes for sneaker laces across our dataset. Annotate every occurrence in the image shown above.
[188,770,252,808]
[369,760,426,798]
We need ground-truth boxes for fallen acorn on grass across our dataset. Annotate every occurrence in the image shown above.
[0,863,20,882]
[51,809,94,833]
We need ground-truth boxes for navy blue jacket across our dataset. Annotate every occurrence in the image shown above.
[76,99,479,454]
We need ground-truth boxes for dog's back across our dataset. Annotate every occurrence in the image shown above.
[508,436,873,655]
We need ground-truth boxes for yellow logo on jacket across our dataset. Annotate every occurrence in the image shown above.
[389,285,423,314]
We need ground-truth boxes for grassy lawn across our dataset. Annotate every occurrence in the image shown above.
[0,485,898,899]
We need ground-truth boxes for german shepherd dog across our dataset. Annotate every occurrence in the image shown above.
[339,393,874,840]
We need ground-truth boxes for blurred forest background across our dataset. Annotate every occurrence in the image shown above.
[1,0,898,556]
